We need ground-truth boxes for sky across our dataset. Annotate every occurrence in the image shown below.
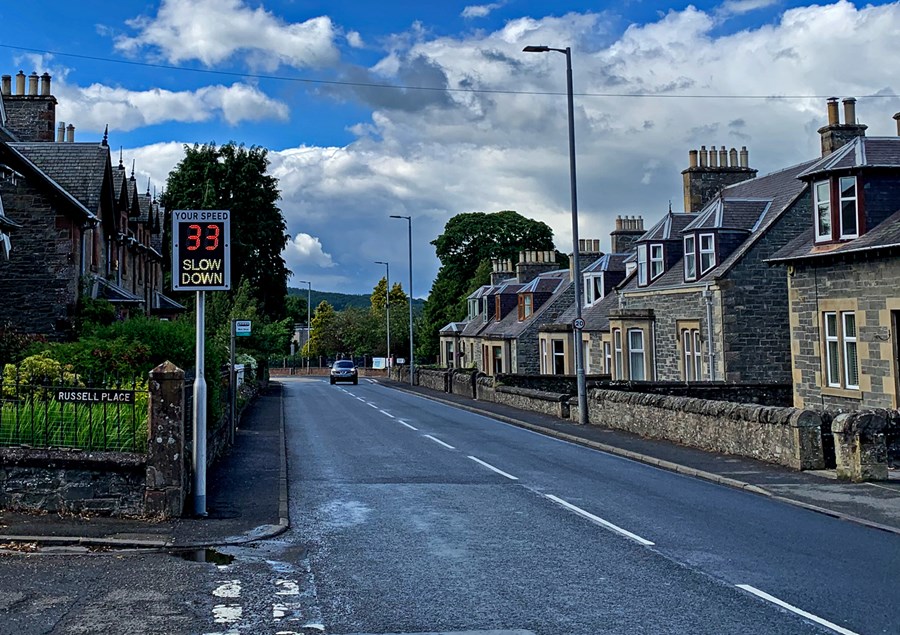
[2,0,899,298]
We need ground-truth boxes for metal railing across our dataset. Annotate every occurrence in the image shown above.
[0,369,147,452]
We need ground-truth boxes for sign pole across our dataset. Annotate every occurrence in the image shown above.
[230,318,236,445]
[193,290,208,517]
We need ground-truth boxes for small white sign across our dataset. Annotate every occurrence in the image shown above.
[235,320,252,336]
[573,317,585,330]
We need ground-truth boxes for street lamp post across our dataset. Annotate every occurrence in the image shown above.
[298,280,312,374]
[375,261,390,372]
[390,215,414,385]
[523,44,588,425]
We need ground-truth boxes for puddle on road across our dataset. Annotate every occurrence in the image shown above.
[175,548,235,565]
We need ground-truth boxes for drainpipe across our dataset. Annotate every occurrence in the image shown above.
[703,284,716,381]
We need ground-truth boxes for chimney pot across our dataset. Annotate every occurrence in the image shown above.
[739,146,749,168]
[894,112,900,136]
[40,72,51,96]
[57,122,65,143]
[15,70,25,95]
[842,97,857,125]
[729,147,738,167]
[826,97,840,126]
[66,124,75,143]
[688,149,698,168]
[719,147,728,167]
[699,145,707,168]
[27,71,38,96]
[1,75,10,96]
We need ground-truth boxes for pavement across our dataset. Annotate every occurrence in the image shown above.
[1,378,898,552]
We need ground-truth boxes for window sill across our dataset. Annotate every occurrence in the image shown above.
[822,386,862,400]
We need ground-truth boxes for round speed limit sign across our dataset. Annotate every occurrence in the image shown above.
[573,318,585,330]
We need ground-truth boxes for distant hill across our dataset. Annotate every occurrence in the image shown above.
[288,288,425,312]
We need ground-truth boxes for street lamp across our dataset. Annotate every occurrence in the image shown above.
[375,261,390,372]
[523,44,588,425]
[390,215,414,385]
[297,280,312,374]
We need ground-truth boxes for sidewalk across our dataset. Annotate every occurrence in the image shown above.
[2,379,898,551]
[0,383,288,551]
[381,379,900,536]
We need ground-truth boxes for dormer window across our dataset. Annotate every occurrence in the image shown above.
[649,244,664,280]
[839,176,858,239]
[815,176,863,243]
[637,244,648,286]
[518,293,534,320]
[584,273,604,306]
[683,235,696,281]
[699,233,716,274]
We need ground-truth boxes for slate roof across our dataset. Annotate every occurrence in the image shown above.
[769,208,900,263]
[637,212,695,241]
[683,198,771,232]
[797,137,900,179]
[9,142,110,215]
[583,253,630,274]
[551,286,620,333]
[153,292,186,313]
[439,322,467,334]
[93,277,143,304]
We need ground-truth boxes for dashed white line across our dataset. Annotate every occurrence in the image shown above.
[379,410,395,418]
[735,585,859,635]
[544,494,654,546]
[398,420,418,430]
[468,456,519,480]
[356,397,365,402]
[366,402,379,409]
[423,434,455,450]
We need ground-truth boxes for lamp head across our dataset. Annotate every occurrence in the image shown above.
[523,45,550,53]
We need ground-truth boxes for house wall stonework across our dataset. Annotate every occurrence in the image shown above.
[0,179,81,338]
[517,282,575,375]
[719,192,811,382]
[787,257,900,410]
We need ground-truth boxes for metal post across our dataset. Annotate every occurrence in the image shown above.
[306,281,311,375]
[193,290,208,516]
[230,318,236,445]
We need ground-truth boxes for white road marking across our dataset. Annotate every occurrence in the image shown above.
[212,580,241,598]
[544,494,654,546]
[423,434,455,449]
[468,456,519,480]
[274,580,300,595]
[212,605,242,624]
[356,397,366,402]
[366,402,379,409]
[379,410,395,418]
[365,378,377,384]
[736,585,859,635]
[398,420,418,430]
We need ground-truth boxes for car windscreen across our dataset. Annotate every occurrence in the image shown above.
[334,361,355,369]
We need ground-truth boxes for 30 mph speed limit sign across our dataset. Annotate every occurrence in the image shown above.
[573,318,585,330]
[172,210,231,291]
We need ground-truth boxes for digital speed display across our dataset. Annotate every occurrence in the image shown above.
[172,210,231,291]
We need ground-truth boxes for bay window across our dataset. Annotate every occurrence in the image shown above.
[699,233,716,274]
[637,244,648,286]
[839,176,858,239]
[684,235,696,281]
[650,244,664,280]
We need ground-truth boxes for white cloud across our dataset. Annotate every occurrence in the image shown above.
[284,232,336,275]
[462,3,504,19]
[115,0,340,70]
[55,81,288,132]
[717,0,780,18]
[346,31,365,48]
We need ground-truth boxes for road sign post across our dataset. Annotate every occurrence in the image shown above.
[172,210,231,517]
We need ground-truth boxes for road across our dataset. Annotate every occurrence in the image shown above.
[1,377,897,634]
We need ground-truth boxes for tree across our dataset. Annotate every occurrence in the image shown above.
[305,301,340,359]
[284,295,308,328]
[371,278,410,359]
[162,142,290,320]
[418,210,556,360]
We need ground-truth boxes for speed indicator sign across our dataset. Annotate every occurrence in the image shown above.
[172,210,231,291]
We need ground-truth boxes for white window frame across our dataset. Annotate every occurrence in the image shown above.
[552,339,566,375]
[584,273,604,306]
[604,341,612,375]
[693,330,702,381]
[637,244,648,286]
[839,176,859,240]
[814,180,832,243]
[541,339,548,374]
[683,235,696,281]
[842,312,859,389]
[628,329,646,381]
[613,329,623,380]
[649,243,664,280]
[699,233,716,274]
[824,312,841,387]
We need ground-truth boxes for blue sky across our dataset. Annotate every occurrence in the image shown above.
[2,1,899,296]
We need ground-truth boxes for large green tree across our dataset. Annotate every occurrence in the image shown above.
[371,278,410,359]
[162,143,290,320]
[418,210,556,361]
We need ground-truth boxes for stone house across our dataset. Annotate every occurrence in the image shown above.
[0,71,179,338]
[769,107,900,410]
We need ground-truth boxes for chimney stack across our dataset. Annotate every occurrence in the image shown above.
[818,97,867,156]
[40,73,51,96]
[4,69,58,141]
[15,70,25,95]
[1,75,10,95]
[610,215,645,254]
[893,112,900,136]
[682,145,757,213]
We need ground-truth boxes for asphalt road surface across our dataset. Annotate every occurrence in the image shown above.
[1,377,896,635]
